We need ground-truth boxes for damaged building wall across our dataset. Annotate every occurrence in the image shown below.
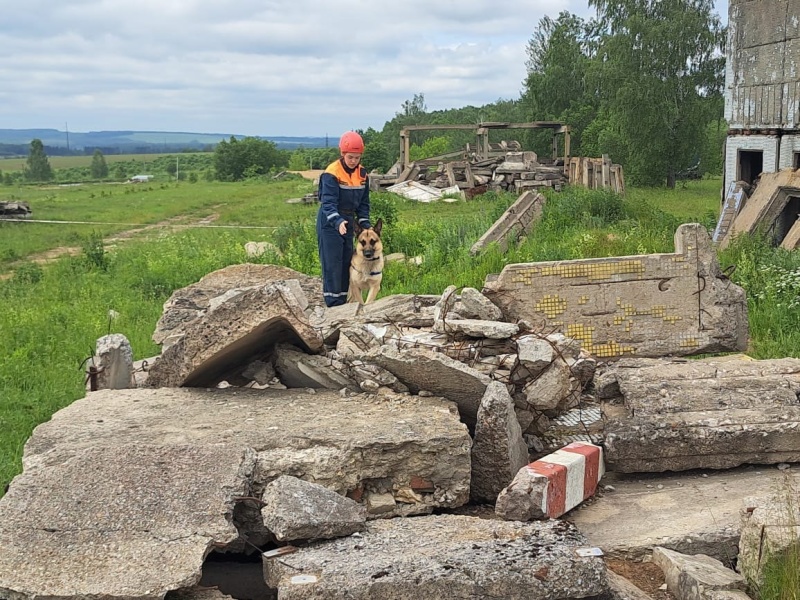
[483,224,748,359]
[724,0,800,189]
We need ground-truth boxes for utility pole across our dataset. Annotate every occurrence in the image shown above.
[176,156,180,180]
[65,122,70,151]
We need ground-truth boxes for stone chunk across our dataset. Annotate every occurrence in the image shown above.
[652,547,746,600]
[459,287,503,321]
[470,382,529,503]
[739,491,800,588]
[515,335,555,378]
[522,360,578,411]
[364,345,492,425]
[147,282,323,388]
[483,224,748,359]
[93,333,134,390]
[470,191,546,256]
[22,387,472,518]
[0,444,254,600]
[263,515,608,599]
[496,442,604,520]
[261,476,366,541]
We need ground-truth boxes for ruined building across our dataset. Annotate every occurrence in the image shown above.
[724,0,800,189]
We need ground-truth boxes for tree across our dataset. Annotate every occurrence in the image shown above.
[361,137,392,173]
[24,139,54,182]
[90,149,109,179]
[521,12,598,155]
[213,136,285,181]
[409,136,451,162]
[589,0,725,187]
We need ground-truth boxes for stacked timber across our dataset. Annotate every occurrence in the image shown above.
[567,155,625,194]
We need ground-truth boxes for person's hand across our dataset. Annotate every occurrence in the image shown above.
[338,221,348,235]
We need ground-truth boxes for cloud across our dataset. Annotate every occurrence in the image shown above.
[0,0,724,137]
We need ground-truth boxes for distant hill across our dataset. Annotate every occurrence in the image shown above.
[0,129,330,156]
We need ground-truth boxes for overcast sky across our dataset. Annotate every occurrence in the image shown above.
[0,0,728,138]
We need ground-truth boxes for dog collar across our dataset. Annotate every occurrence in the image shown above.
[366,256,381,261]
[369,270,382,276]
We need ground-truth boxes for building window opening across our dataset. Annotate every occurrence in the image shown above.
[738,150,763,186]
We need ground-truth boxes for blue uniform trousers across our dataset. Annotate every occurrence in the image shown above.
[316,208,353,307]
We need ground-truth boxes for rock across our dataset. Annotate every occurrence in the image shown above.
[273,343,358,390]
[0,444,254,600]
[365,492,397,515]
[568,356,597,390]
[459,287,503,321]
[522,360,578,411]
[470,382,529,503]
[93,333,134,390]
[739,491,800,588]
[545,333,582,360]
[514,335,555,381]
[364,345,493,426]
[147,282,323,388]
[603,357,800,472]
[22,387,472,519]
[483,224,748,359]
[241,359,276,385]
[169,587,236,600]
[263,515,609,599]
[153,263,323,347]
[605,570,657,600]
[652,547,747,600]
[261,476,366,541]
[244,241,282,259]
[346,361,408,393]
[433,317,520,339]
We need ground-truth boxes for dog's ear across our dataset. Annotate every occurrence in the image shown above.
[373,218,383,237]
[353,222,363,236]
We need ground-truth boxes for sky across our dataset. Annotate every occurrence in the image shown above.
[0,0,729,138]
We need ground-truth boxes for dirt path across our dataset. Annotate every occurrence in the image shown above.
[0,212,221,281]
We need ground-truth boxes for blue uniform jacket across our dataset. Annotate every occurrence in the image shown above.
[318,159,371,231]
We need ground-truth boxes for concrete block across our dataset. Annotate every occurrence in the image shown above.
[495,442,604,520]
[652,547,746,600]
[93,333,134,390]
[484,224,748,359]
[470,191,546,255]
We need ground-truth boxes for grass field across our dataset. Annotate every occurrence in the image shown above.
[0,152,211,171]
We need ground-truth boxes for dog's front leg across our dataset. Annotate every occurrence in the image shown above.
[365,284,379,304]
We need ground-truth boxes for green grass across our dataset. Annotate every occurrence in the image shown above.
[0,179,317,270]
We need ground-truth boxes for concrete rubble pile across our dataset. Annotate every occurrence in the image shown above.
[383,150,570,201]
[0,200,32,219]
[2,227,799,599]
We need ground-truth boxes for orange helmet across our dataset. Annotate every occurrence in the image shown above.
[339,131,364,154]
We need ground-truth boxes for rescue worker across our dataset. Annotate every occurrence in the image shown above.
[316,131,371,307]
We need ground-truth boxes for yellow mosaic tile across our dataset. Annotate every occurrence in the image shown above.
[578,295,590,305]
[535,294,567,318]
[536,260,645,282]
[679,337,700,348]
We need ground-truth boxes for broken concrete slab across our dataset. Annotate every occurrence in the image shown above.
[263,515,609,599]
[495,442,604,521]
[364,345,492,425]
[0,444,254,600]
[470,382,529,503]
[261,475,366,541]
[470,191,546,255]
[601,357,800,472]
[570,465,800,562]
[483,224,749,359]
[738,486,800,588]
[309,294,439,343]
[652,547,746,600]
[605,570,657,600]
[147,282,324,388]
[432,317,519,339]
[153,263,323,348]
[273,343,358,390]
[515,335,555,378]
[93,333,134,390]
[22,387,472,519]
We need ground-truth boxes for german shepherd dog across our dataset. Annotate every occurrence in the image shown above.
[348,218,384,304]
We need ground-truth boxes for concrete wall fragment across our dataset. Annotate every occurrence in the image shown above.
[483,224,748,359]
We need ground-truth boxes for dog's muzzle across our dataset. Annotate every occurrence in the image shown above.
[363,249,375,259]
